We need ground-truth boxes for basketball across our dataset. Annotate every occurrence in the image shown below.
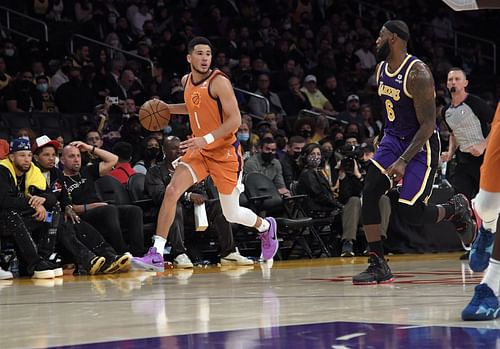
[139,99,171,132]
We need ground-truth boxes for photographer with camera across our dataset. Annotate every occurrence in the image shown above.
[337,140,391,257]
[337,141,365,257]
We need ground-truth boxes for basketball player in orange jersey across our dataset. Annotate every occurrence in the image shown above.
[444,0,500,321]
[132,37,278,272]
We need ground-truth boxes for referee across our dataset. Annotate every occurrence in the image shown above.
[441,67,495,200]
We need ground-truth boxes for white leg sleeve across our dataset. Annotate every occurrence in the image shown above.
[472,189,500,231]
[441,0,478,11]
[219,187,259,227]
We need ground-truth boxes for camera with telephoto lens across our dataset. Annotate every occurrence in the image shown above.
[339,144,363,174]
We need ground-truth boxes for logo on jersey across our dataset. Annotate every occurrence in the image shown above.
[378,82,401,101]
[191,91,202,108]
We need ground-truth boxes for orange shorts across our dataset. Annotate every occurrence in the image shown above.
[480,103,500,192]
[180,141,243,195]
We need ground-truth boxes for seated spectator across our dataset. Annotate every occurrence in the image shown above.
[338,94,363,127]
[0,138,60,279]
[60,141,144,256]
[133,135,163,174]
[321,74,346,113]
[360,104,380,142]
[244,137,290,197]
[4,69,43,112]
[300,75,337,116]
[237,118,255,160]
[36,75,58,112]
[109,142,136,184]
[145,136,253,267]
[279,136,306,189]
[278,75,312,118]
[294,117,315,144]
[0,57,12,93]
[32,135,131,274]
[247,73,286,121]
[55,66,95,113]
[311,115,329,143]
[51,56,72,92]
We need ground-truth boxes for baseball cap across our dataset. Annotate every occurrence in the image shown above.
[347,94,360,103]
[304,74,317,83]
[32,135,60,153]
[9,137,31,153]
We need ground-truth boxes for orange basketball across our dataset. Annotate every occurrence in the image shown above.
[139,99,171,132]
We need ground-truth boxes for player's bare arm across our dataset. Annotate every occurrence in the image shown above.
[166,74,189,114]
[208,74,242,140]
[401,62,436,161]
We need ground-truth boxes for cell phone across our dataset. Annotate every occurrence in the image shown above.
[106,96,119,105]
[45,212,53,223]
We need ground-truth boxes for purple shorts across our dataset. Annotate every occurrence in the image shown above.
[372,132,439,205]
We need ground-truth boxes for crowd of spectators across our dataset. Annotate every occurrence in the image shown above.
[0,0,499,278]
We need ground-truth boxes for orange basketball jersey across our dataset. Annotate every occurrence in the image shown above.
[184,70,237,151]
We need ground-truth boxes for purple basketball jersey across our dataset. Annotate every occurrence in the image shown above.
[377,54,421,139]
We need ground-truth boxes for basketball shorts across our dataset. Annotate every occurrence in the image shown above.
[180,140,243,195]
[371,132,439,205]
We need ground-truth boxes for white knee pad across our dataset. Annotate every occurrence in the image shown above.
[473,190,500,231]
[219,187,258,227]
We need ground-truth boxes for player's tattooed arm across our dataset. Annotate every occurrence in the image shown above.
[401,61,436,162]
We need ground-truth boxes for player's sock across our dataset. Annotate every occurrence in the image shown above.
[153,235,167,255]
[257,218,270,233]
[482,258,500,296]
[368,240,384,259]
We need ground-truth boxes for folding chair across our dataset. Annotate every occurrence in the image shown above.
[243,172,331,259]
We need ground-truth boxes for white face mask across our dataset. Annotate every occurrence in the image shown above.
[110,39,120,47]
[4,48,15,57]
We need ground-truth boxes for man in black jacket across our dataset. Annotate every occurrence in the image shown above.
[33,135,131,274]
[0,138,61,278]
[145,136,253,267]
[279,136,305,189]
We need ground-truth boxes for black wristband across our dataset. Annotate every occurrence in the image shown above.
[91,145,96,154]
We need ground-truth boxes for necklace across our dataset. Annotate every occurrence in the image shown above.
[64,172,82,186]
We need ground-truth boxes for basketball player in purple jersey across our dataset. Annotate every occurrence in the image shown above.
[352,20,476,285]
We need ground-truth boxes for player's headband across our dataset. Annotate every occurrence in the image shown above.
[383,21,410,42]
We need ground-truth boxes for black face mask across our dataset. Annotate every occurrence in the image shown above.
[261,152,275,163]
[300,129,312,138]
[70,77,82,86]
[292,151,301,160]
[146,148,160,159]
[376,41,390,62]
[322,150,333,160]
[334,139,344,149]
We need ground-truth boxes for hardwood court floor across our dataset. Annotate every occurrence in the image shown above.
[1,253,499,349]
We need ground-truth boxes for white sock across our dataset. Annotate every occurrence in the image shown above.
[256,218,270,233]
[153,235,166,255]
[481,258,500,296]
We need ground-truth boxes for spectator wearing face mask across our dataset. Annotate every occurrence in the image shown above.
[36,75,58,113]
[5,69,43,112]
[133,135,163,175]
[279,136,306,189]
[295,117,315,144]
[244,137,290,197]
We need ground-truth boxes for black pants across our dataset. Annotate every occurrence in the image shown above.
[80,204,144,256]
[170,199,235,258]
[0,209,47,274]
[58,221,119,268]
[450,162,481,201]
